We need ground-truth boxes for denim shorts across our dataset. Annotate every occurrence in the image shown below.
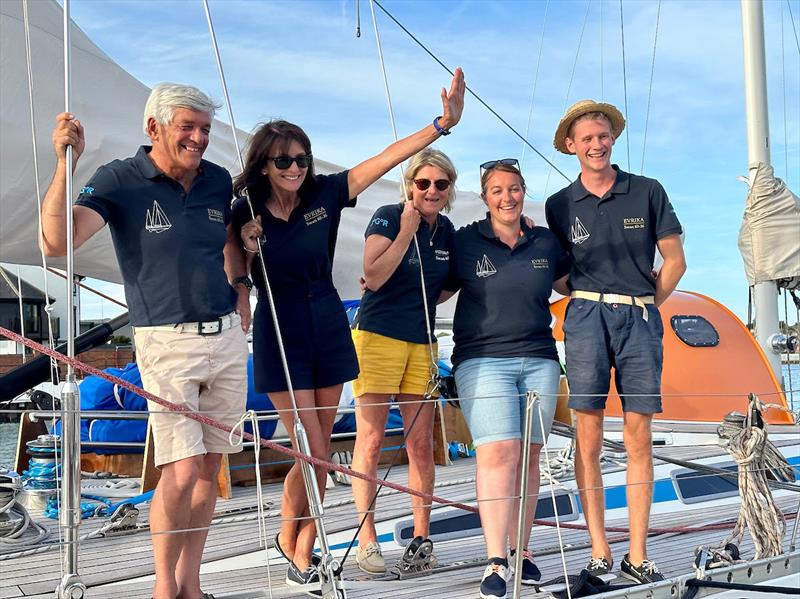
[563,298,664,413]
[454,356,560,447]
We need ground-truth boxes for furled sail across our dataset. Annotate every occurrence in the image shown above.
[737,162,800,289]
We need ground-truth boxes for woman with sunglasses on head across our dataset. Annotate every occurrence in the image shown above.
[233,69,464,595]
[443,159,569,599]
[349,148,457,575]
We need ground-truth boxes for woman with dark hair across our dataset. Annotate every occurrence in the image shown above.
[445,160,569,599]
[233,69,464,595]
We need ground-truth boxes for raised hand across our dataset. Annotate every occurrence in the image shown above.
[439,67,465,130]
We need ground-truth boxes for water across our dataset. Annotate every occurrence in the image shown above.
[784,362,800,411]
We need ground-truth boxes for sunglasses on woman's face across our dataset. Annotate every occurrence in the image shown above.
[413,178,451,192]
[479,158,520,173]
[268,153,313,170]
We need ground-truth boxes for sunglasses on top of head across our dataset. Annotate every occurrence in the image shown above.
[268,153,313,170]
[479,158,520,173]
[413,178,451,192]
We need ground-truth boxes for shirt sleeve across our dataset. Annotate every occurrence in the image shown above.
[544,196,570,251]
[230,196,252,235]
[222,172,234,226]
[364,204,401,242]
[443,232,462,292]
[74,164,117,223]
[651,181,683,239]
[554,246,571,280]
[320,170,356,210]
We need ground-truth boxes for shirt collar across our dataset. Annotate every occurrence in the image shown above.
[569,164,629,202]
[477,214,532,246]
[133,145,207,182]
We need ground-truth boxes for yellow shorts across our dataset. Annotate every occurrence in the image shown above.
[352,329,439,397]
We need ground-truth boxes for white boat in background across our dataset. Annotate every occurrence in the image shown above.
[1,1,798,598]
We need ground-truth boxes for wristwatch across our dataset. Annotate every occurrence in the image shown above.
[232,276,253,291]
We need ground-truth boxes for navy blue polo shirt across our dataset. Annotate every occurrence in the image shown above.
[74,145,236,327]
[354,203,455,344]
[447,217,569,368]
[231,171,355,295]
[545,165,682,296]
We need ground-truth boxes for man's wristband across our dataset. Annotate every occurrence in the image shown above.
[433,116,451,136]
[232,276,253,292]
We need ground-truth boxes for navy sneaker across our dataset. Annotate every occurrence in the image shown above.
[286,562,322,597]
[509,548,541,584]
[620,554,665,584]
[586,555,613,576]
[480,557,510,599]
[275,533,321,567]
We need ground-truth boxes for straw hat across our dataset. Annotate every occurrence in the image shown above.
[553,99,625,155]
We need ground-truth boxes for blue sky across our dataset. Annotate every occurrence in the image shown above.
[64,0,799,324]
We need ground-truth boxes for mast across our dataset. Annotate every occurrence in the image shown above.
[741,0,782,380]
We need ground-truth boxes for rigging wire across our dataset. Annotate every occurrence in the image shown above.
[355,0,361,38]
[542,0,592,199]
[22,0,60,386]
[619,0,631,172]
[640,0,661,175]
[371,0,570,182]
[786,0,799,55]
[600,0,604,101]
[520,0,550,172]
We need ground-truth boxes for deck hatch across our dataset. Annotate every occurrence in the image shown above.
[670,315,720,347]
[671,460,739,504]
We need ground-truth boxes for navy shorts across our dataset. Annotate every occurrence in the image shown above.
[252,284,359,393]
[563,298,663,413]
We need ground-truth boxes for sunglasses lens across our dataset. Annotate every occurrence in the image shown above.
[433,179,451,191]
[480,158,520,172]
[272,154,311,169]
[414,179,432,191]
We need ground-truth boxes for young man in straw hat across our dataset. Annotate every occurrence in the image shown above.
[545,100,686,584]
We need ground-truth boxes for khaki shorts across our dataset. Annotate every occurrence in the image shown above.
[352,329,438,397]
[133,314,249,467]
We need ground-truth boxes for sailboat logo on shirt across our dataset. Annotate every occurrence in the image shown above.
[476,254,497,278]
[570,216,590,245]
[145,200,172,234]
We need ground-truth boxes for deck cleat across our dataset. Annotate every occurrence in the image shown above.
[99,503,140,536]
[392,535,435,577]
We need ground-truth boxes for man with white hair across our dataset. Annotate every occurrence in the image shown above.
[545,100,686,585]
[41,83,251,599]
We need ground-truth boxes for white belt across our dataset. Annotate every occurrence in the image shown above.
[138,311,240,335]
[570,291,655,321]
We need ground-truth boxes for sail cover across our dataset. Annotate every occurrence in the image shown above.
[1,0,509,303]
[738,162,800,289]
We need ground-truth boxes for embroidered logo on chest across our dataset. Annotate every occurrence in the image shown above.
[304,207,328,226]
[570,216,590,245]
[476,254,497,278]
[623,217,646,230]
[434,249,450,261]
[207,208,224,224]
[145,200,172,234]
[531,258,549,269]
